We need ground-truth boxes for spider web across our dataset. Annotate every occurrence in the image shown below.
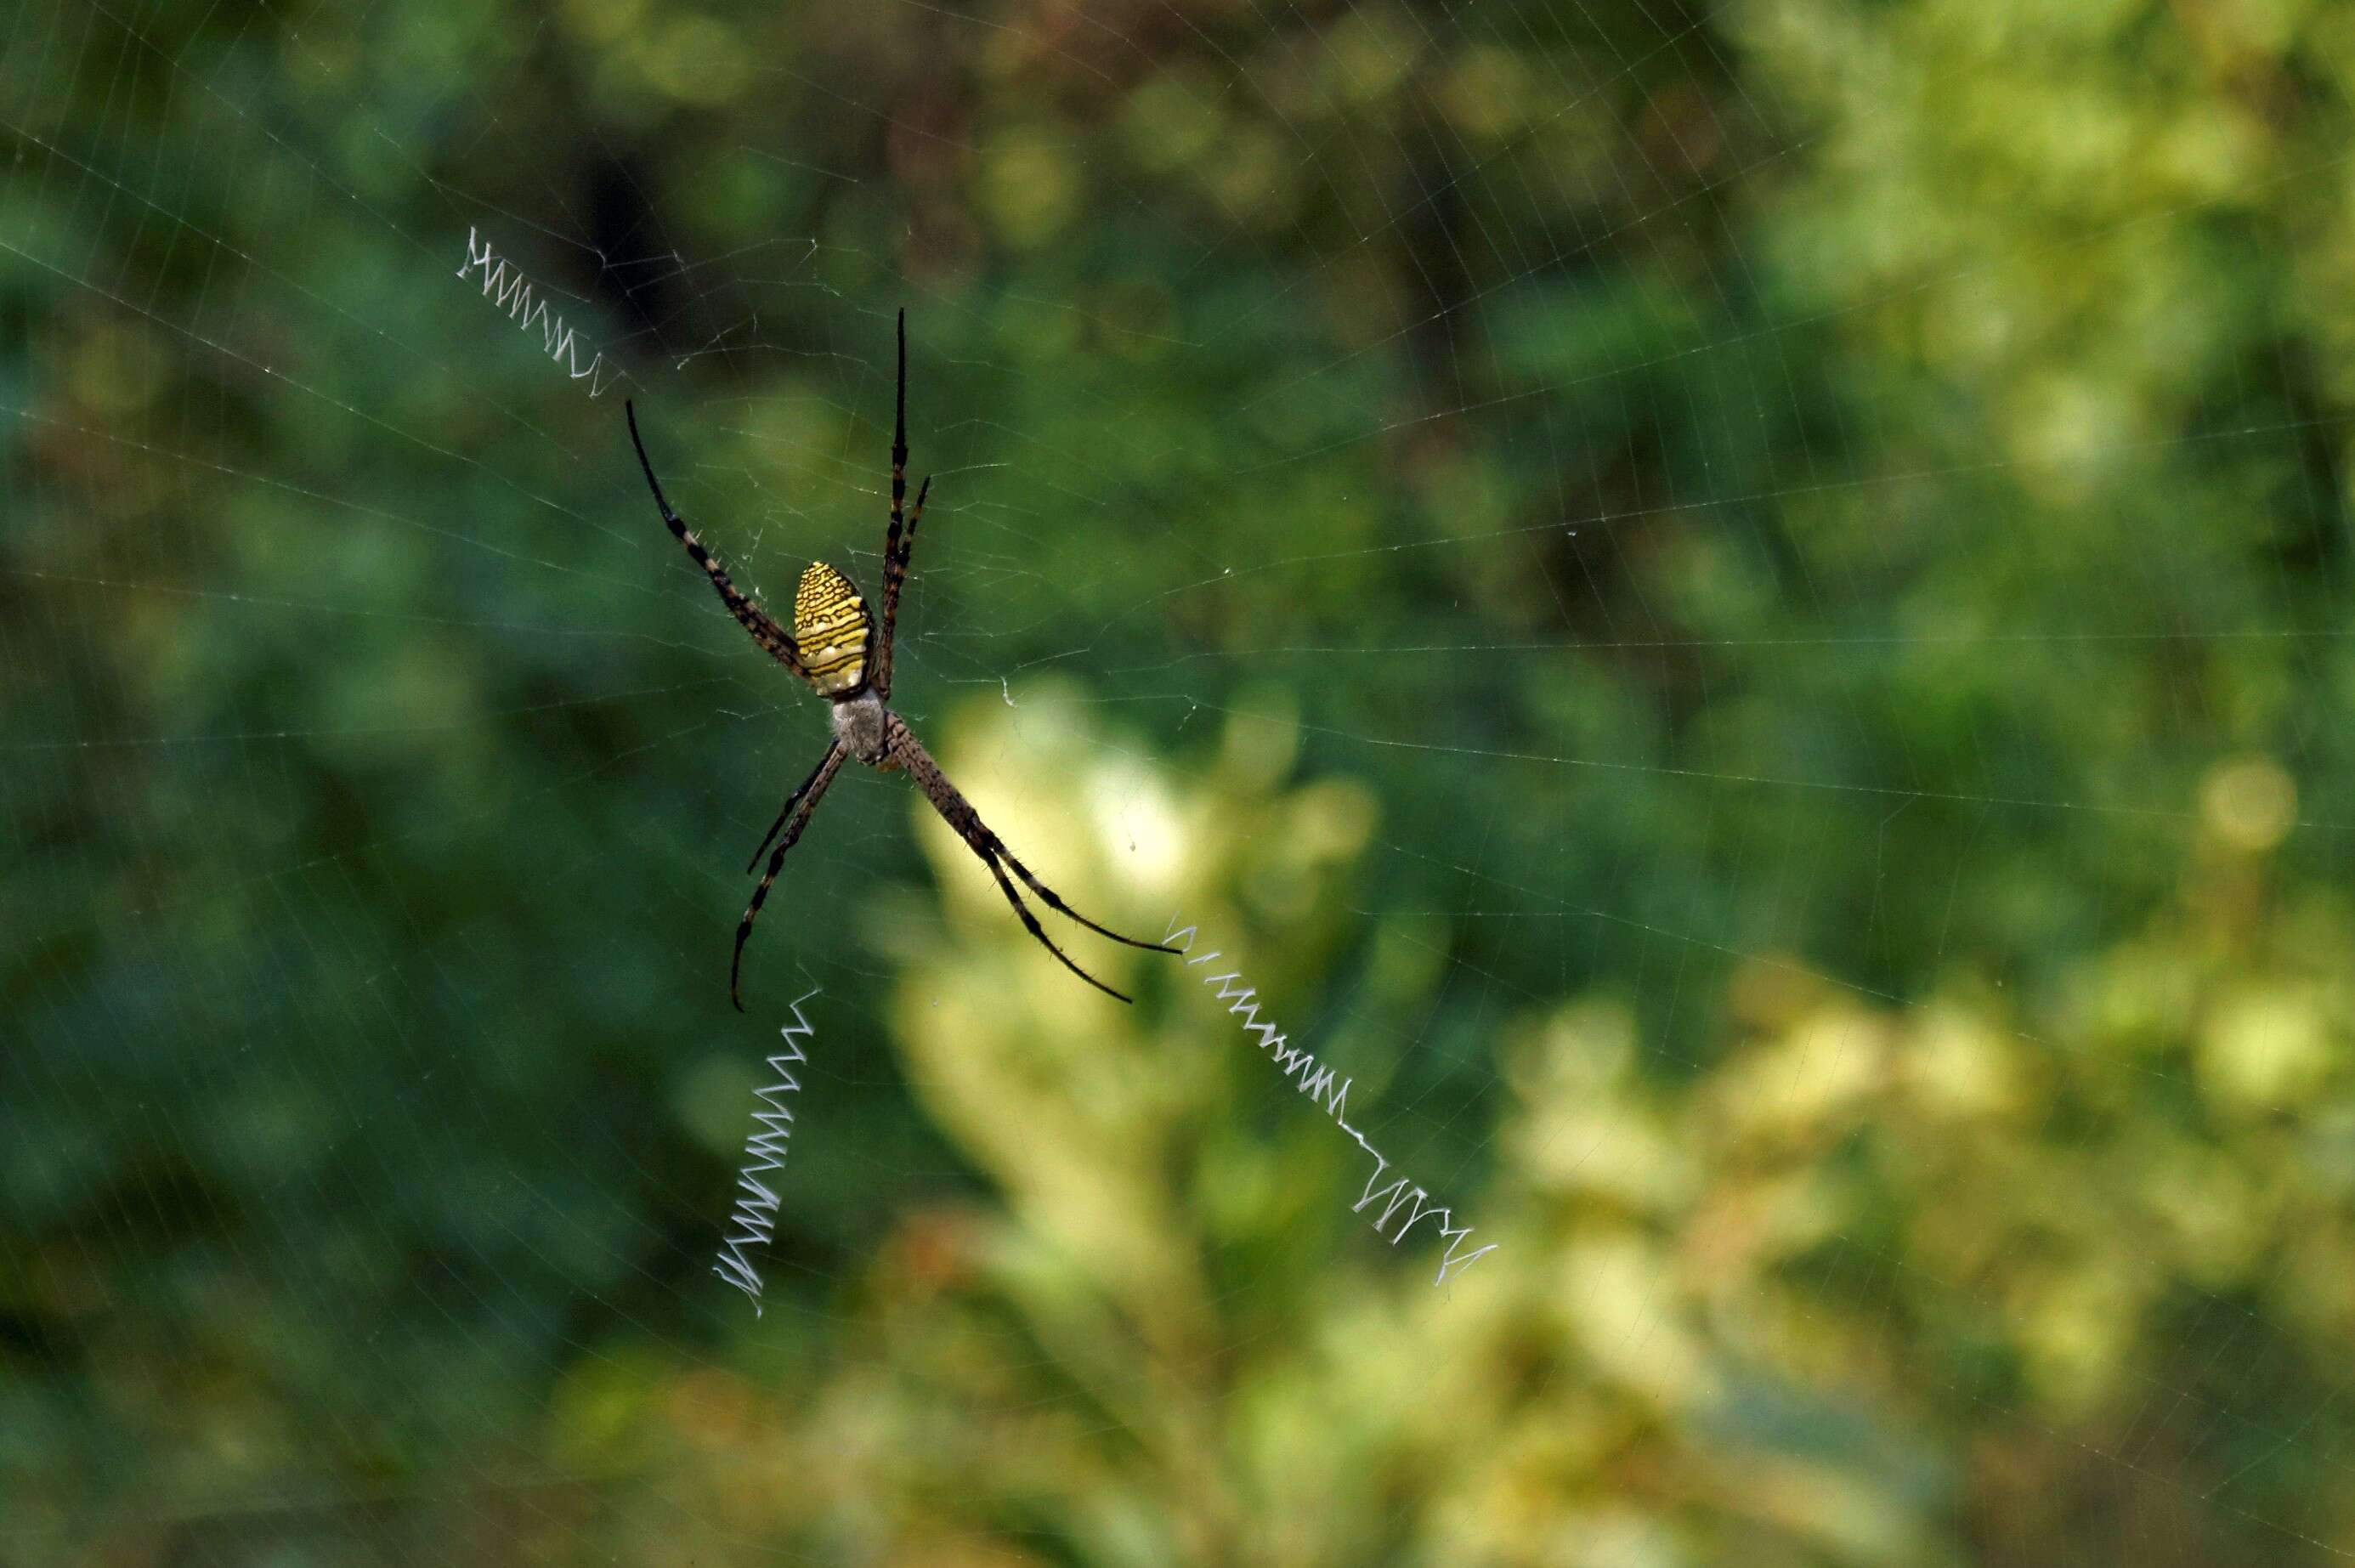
[9,0,2355,1561]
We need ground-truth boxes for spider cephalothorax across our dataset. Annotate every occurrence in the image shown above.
[626,311,1177,1010]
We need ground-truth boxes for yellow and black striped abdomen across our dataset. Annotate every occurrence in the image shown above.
[793,563,872,696]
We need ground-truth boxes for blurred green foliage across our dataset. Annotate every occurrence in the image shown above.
[8,0,2355,1561]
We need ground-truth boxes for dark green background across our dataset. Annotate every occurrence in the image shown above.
[9,0,2355,1562]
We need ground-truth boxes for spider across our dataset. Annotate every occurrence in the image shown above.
[626,310,1179,1011]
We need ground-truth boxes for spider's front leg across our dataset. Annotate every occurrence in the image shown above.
[731,742,848,1011]
[885,714,1178,1003]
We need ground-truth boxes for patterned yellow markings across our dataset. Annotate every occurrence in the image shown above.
[794,562,871,695]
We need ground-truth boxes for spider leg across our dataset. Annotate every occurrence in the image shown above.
[985,840,1185,955]
[974,842,1135,1004]
[876,309,930,700]
[745,744,843,875]
[886,715,1166,1002]
[732,741,848,1011]
[626,401,804,676]
[876,475,927,700]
